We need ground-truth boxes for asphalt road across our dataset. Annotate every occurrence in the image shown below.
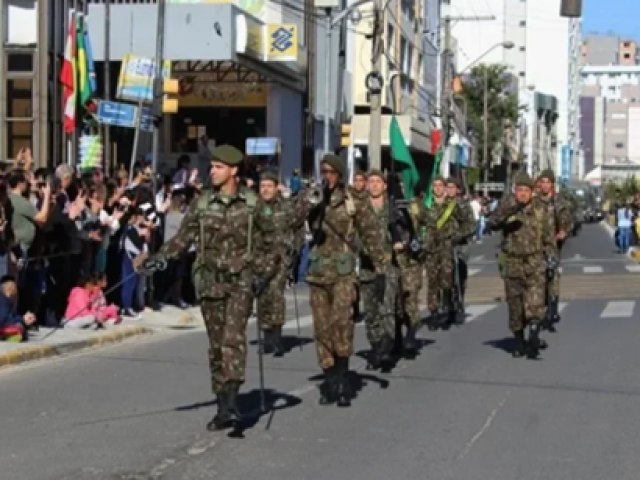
[2,222,640,480]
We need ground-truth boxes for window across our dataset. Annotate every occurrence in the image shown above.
[4,50,35,162]
[519,20,526,27]
[616,142,625,149]
[7,53,33,72]
[519,46,526,52]
[624,53,631,59]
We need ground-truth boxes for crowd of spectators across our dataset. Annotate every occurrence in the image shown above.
[0,148,213,342]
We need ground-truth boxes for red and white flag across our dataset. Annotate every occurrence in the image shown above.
[60,11,77,134]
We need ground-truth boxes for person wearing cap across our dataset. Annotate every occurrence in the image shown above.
[486,171,556,359]
[357,169,399,369]
[299,153,388,407]
[445,177,476,318]
[425,175,474,330]
[153,144,280,431]
[254,168,304,357]
[534,169,573,332]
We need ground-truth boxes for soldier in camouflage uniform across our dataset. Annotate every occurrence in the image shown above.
[154,145,279,431]
[358,170,399,368]
[302,154,388,407]
[487,172,557,359]
[534,169,572,331]
[425,176,476,330]
[254,169,302,356]
[349,170,368,323]
[445,177,476,314]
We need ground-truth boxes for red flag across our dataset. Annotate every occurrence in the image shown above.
[60,11,77,134]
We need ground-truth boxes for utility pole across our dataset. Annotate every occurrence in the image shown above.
[104,0,111,176]
[323,9,332,160]
[482,67,489,190]
[368,4,383,169]
[152,0,166,196]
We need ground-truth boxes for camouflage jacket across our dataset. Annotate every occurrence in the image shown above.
[534,194,573,239]
[305,186,388,284]
[158,186,278,298]
[360,197,392,280]
[451,198,477,260]
[396,197,429,269]
[425,198,475,253]
[490,196,556,258]
[254,194,302,262]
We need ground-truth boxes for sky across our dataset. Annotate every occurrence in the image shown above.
[582,0,640,40]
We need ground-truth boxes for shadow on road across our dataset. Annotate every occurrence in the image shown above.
[249,336,315,357]
[484,336,516,355]
[230,388,302,437]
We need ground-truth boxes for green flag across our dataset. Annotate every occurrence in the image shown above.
[389,116,419,197]
[76,14,91,106]
[424,149,443,208]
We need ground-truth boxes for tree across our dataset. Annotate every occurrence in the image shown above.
[460,64,518,179]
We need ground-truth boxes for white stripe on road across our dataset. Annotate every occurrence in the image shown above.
[626,265,640,273]
[468,268,481,277]
[583,266,603,274]
[559,302,568,314]
[465,304,499,323]
[600,301,635,318]
[283,314,314,330]
[558,267,563,275]
[470,255,484,262]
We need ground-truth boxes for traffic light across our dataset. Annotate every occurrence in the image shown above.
[340,123,352,148]
[560,0,581,17]
[151,77,179,119]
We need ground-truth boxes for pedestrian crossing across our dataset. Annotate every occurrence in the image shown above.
[466,262,640,276]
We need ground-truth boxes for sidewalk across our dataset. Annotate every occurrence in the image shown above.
[0,305,204,368]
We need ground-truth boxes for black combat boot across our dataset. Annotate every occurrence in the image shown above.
[404,324,418,352]
[260,329,274,355]
[526,323,541,359]
[272,325,285,357]
[318,366,337,405]
[379,336,394,365]
[335,357,352,408]
[226,382,242,428]
[427,311,439,331]
[367,342,382,370]
[512,330,526,358]
[550,297,561,326]
[207,389,231,431]
[440,291,454,330]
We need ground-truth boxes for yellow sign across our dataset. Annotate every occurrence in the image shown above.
[266,24,298,62]
[177,73,267,107]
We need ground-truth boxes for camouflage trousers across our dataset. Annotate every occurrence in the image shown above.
[309,277,356,369]
[426,248,454,312]
[257,264,288,329]
[360,266,399,346]
[546,268,560,299]
[503,255,546,333]
[201,289,252,394]
[399,263,423,327]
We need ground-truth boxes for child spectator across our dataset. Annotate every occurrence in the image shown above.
[120,207,147,317]
[91,272,121,325]
[0,275,35,342]
[63,275,99,328]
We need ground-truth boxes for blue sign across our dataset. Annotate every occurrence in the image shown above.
[140,106,154,133]
[561,145,572,182]
[97,101,137,129]
[246,137,279,156]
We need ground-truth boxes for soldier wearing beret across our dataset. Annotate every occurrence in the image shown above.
[425,175,475,330]
[152,145,280,431]
[254,168,305,356]
[534,169,572,331]
[487,172,556,359]
[299,154,388,407]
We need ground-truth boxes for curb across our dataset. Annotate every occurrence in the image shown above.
[0,325,154,368]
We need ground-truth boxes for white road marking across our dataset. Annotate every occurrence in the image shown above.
[559,302,568,314]
[283,315,314,329]
[583,266,603,274]
[558,267,563,274]
[626,265,640,273]
[601,301,635,318]
[465,304,499,323]
[470,255,484,262]
[457,392,511,461]
[468,268,481,277]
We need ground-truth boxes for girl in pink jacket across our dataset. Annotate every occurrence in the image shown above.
[64,276,99,328]
[90,273,121,326]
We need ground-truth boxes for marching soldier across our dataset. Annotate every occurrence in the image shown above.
[534,169,572,331]
[152,145,279,431]
[254,169,300,356]
[445,177,476,312]
[487,172,556,359]
[359,170,399,369]
[349,170,368,200]
[425,176,475,330]
[303,154,388,407]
